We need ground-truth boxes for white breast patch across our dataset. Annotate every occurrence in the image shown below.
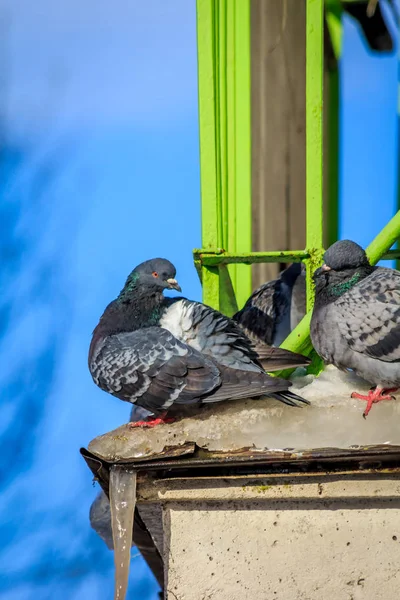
[159,300,194,343]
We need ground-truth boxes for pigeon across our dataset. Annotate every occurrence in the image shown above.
[310,239,400,417]
[88,258,310,426]
[89,489,114,550]
[233,262,306,347]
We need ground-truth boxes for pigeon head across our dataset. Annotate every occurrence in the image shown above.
[322,240,369,272]
[122,258,182,295]
[313,240,371,299]
[92,259,182,339]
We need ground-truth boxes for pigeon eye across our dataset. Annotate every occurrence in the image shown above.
[152,271,159,278]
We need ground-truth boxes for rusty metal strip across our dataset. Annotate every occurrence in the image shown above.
[82,444,400,475]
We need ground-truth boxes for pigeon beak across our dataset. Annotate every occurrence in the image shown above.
[321,264,331,272]
[166,278,182,292]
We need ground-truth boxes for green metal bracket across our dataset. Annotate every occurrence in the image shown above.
[193,249,310,267]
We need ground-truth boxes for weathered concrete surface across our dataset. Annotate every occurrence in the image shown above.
[137,474,400,600]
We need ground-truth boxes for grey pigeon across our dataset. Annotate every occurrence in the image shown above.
[310,239,400,417]
[233,262,306,347]
[89,489,114,550]
[88,258,310,426]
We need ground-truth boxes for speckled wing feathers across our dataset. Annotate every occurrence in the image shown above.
[200,364,297,405]
[90,327,220,413]
[336,268,400,363]
[232,281,278,345]
[160,298,263,372]
[160,297,310,373]
[232,263,306,346]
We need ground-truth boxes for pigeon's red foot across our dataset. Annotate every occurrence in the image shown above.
[351,387,398,418]
[129,415,176,428]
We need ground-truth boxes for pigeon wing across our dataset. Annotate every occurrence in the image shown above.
[336,268,400,363]
[90,327,221,413]
[161,297,310,372]
[160,298,264,372]
[232,280,279,345]
[252,344,311,371]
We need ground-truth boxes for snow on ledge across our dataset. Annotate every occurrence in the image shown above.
[88,366,400,460]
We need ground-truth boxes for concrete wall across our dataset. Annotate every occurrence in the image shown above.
[138,472,400,599]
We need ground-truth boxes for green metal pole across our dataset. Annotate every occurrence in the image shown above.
[305,0,325,311]
[366,210,400,265]
[228,0,252,311]
[280,312,314,359]
[196,0,252,314]
[197,0,222,310]
[196,250,310,265]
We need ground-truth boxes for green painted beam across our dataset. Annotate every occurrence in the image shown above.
[228,0,252,310]
[196,0,252,314]
[197,0,222,309]
[201,266,221,310]
[194,248,400,273]
[197,0,222,252]
[218,264,239,315]
[195,250,310,265]
[366,210,400,265]
[280,312,314,364]
[383,249,400,260]
[305,0,325,312]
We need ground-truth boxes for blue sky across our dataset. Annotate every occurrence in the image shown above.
[340,7,398,249]
[0,2,398,599]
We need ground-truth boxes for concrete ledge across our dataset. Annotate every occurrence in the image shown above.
[138,472,400,503]
[155,473,400,600]
[82,440,400,599]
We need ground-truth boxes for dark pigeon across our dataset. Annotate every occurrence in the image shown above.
[233,262,306,347]
[88,258,310,426]
[310,239,400,417]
